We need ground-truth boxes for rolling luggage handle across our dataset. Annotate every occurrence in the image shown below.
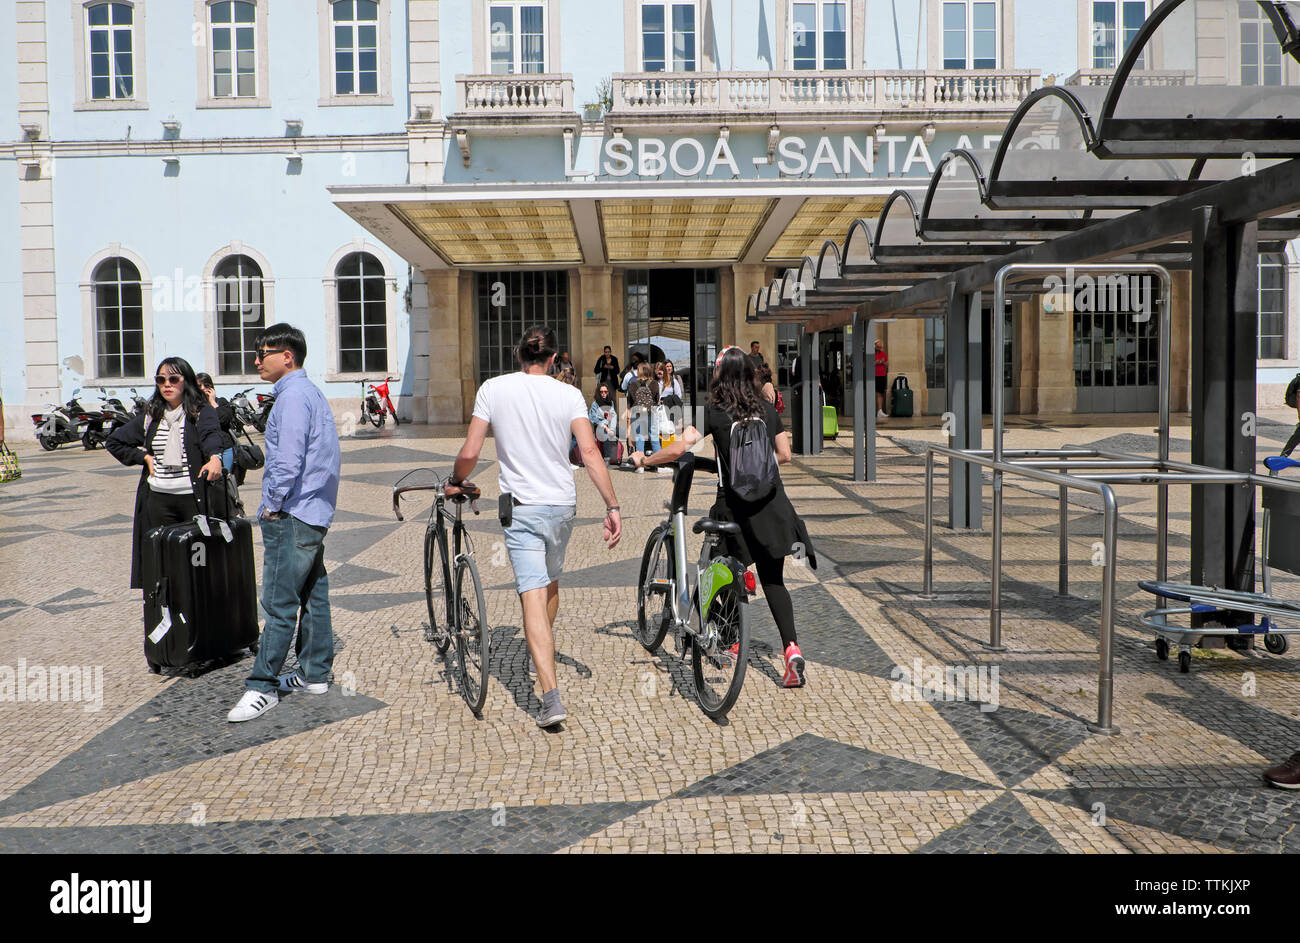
[194,471,236,543]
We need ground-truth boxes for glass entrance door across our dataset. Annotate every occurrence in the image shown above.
[625,268,718,422]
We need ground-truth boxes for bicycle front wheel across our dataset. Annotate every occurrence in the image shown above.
[454,556,490,715]
[692,581,750,720]
[424,526,452,653]
[635,524,674,652]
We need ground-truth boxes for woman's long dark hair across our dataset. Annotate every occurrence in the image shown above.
[594,384,613,407]
[709,347,765,420]
[146,356,207,422]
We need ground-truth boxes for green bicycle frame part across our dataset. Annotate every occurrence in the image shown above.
[698,558,735,619]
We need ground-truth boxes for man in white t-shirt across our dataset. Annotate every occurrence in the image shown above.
[450,325,622,728]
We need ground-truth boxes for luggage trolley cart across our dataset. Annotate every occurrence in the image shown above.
[1138,456,1300,672]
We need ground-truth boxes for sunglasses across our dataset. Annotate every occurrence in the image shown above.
[154,375,182,386]
[254,348,286,361]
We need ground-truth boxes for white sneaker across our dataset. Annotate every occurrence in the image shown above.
[657,467,672,475]
[636,467,645,474]
[227,689,278,722]
[877,409,888,419]
[277,671,328,694]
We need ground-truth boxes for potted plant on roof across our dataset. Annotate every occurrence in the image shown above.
[583,77,613,121]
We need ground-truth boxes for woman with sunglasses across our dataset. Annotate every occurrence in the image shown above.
[107,357,224,591]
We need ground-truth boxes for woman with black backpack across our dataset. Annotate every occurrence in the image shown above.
[630,346,817,688]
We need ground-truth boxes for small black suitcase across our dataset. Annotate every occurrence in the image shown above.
[142,476,259,672]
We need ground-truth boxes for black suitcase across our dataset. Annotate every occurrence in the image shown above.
[142,476,259,672]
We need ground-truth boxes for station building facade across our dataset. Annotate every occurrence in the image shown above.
[3,0,1298,432]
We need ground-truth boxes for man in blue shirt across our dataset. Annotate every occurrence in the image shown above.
[229,323,342,722]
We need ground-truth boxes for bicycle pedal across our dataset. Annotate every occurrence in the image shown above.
[647,579,671,593]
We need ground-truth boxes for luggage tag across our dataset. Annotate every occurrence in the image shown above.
[148,607,173,644]
[216,520,233,543]
[194,515,212,539]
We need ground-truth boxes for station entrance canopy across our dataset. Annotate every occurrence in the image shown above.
[329,181,918,270]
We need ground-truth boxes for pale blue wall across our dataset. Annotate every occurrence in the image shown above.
[47,0,410,140]
[51,149,412,403]
[1015,0,1080,77]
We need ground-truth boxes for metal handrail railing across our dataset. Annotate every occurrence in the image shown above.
[923,444,1122,734]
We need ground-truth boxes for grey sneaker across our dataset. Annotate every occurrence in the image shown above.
[536,698,567,728]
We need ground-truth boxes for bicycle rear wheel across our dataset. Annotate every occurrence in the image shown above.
[424,526,452,653]
[635,524,674,652]
[692,581,749,719]
[454,556,490,715]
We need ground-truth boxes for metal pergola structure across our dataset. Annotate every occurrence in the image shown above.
[743,0,1300,728]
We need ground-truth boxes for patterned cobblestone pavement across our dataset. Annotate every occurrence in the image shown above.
[1,411,1298,853]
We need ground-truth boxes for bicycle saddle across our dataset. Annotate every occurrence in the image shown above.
[693,518,741,536]
[1264,455,1300,472]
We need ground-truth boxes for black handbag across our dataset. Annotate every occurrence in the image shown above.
[234,428,264,470]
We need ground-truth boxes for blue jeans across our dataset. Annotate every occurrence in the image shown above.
[247,513,333,693]
[632,408,657,456]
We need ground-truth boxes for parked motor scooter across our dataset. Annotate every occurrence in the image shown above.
[31,390,90,451]
[230,387,260,430]
[253,391,275,432]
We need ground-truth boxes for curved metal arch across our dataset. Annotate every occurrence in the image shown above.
[920,149,991,227]
[796,256,818,290]
[746,292,758,321]
[815,239,843,281]
[874,189,924,250]
[987,86,1099,187]
[1097,0,1300,157]
[840,217,878,267]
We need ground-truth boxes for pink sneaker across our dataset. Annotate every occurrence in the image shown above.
[782,643,806,688]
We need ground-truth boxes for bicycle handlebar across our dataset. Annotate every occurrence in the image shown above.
[392,482,481,521]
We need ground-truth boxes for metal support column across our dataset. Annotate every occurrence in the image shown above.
[1190,207,1258,595]
[946,291,983,529]
[809,331,823,456]
[853,314,875,481]
[797,330,814,455]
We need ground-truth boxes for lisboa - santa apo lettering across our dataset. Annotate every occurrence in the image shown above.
[577,131,1008,180]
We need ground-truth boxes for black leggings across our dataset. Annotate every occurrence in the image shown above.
[143,489,199,532]
[1283,422,1300,457]
[754,553,797,650]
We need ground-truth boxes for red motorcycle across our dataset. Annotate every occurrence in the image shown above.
[360,378,400,427]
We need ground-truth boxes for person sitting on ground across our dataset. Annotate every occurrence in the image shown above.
[589,383,620,465]
[631,346,817,688]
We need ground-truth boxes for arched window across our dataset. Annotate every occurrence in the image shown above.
[215,254,266,375]
[94,258,145,378]
[336,252,388,373]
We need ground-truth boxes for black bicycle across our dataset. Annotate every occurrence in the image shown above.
[393,470,489,715]
[636,453,755,719]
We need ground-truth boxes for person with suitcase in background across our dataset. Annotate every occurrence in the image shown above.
[107,358,226,592]
[228,324,341,723]
[108,358,258,675]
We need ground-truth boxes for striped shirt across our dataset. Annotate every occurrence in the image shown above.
[147,415,193,494]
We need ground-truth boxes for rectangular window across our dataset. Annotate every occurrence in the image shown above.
[791,1,848,70]
[942,1,997,70]
[642,2,695,72]
[1092,1,1146,70]
[1259,252,1287,359]
[476,271,570,384]
[211,1,257,98]
[88,2,135,100]
[1240,1,1283,86]
[333,0,379,95]
[925,318,946,389]
[489,2,546,75]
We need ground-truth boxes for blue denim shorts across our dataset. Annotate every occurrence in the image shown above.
[503,504,577,594]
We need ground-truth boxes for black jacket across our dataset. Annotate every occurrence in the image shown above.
[106,405,224,589]
[595,354,621,385]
